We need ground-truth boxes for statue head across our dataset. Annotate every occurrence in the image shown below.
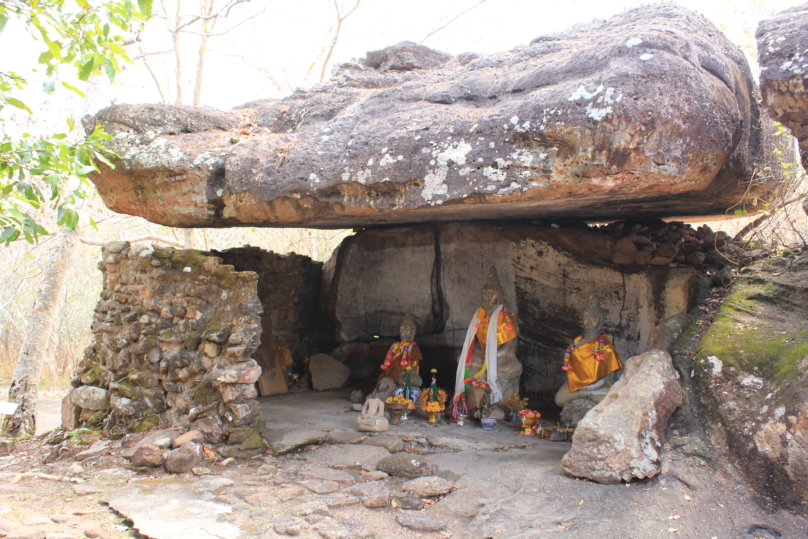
[400,313,417,342]
[582,283,604,340]
[481,266,504,310]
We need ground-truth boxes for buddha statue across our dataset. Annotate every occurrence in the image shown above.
[369,314,423,402]
[357,398,389,432]
[555,284,623,425]
[453,266,522,418]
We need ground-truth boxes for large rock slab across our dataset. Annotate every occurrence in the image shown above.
[87,4,782,228]
[106,479,240,539]
[560,350,683,484]
[757,3,808,168]
[694,256,808,512]
[309,353,350,390]
[324,221,702,400]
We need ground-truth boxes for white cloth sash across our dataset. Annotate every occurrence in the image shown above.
[453,305,504,404]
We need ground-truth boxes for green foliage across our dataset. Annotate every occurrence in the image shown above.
[0,0,152,244]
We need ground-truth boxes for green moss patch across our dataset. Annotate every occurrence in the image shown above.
[696,279,808,383]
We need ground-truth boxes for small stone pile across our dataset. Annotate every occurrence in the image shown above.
[601,220,730,268]
[66,241,268,457]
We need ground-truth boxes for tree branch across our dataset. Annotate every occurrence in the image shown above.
[733,195,806,241]
[420,0,488,45]
[80,235,185,248]
[318,0,362,84]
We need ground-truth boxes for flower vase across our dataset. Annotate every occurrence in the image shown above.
[428,410,440,424]
[385,402,408,425]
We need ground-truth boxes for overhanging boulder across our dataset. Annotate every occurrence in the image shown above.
[87,3,785,228]
[757,2,808,169]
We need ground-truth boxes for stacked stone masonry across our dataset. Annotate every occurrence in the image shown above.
[69,241,320,455]
[213,246,333,362]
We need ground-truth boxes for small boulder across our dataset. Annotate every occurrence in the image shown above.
[611,237,637,264]
[401,476,455,497]
[190,416,224,444]
[560,350,683,484]
[309,353,351,391]
[392,494,424,510]
[164,441,203,474]
[21,515,52,526]
[131,444,165,467]
[297,480,341,494]
[273,515,304,536]
[172,430,205,448]
[61,394,80,430]
[377,453,436,478]
[121,428,181,460]
[292,501,332,517]
[395,510,447,532]
[74,440,110,461]
[83,528,111,539]
[714,266,733,286]
[348,481,391,508]
[363,434,404,453]
[70,387,110,410]
[366,41,452,72]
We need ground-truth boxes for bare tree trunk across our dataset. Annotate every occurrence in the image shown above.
[173,0,184,104]
[192,0,217,105]
[2,229,80,437]
[182,229,194,248]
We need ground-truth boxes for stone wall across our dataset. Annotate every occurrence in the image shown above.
[324,222,706,400]
[213,246,333,362]
[71,242,268,453]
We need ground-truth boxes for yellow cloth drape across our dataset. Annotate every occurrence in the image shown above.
[566,335,623,392]
[475,308,517,347]
[278,346,293,367]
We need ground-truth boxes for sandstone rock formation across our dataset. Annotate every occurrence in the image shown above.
[694,255,808,511]
[324,220,706,400]
[86,4,785,228]
[560,350,683,483]
[757,3,808,168]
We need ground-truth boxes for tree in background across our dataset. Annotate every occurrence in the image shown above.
[0,0,151,437]
[0,0,151,244]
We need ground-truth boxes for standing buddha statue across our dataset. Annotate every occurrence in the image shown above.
[453,266,522,418]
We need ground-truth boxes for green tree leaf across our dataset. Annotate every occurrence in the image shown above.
[78,58,95,81]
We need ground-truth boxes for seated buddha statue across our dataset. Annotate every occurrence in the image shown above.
[555,284,624,426]
[370,314,423,401]
[453,266,522,418]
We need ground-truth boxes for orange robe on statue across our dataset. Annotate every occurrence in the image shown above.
[565,335,623,392]
[474,308,518,348]
[378,341,422,383]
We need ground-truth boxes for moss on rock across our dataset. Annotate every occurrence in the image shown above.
[696,279,808,384]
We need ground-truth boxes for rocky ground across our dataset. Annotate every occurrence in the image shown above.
[2,386,808,539]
